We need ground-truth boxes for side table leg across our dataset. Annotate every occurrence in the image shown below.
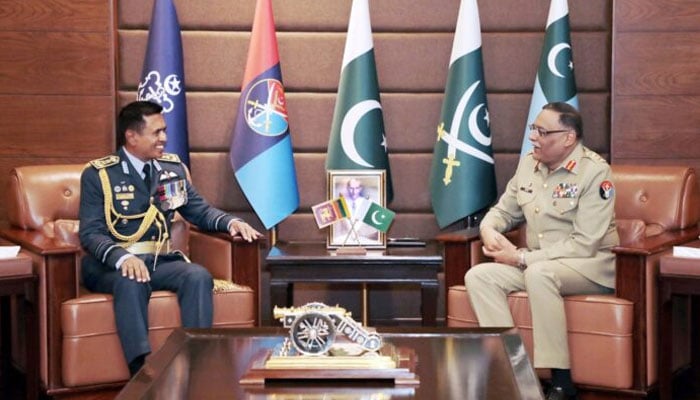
[658,282,673,400]
[269,282,292,323]
[421,281,439,326]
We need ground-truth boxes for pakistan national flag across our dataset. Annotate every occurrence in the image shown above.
[326,0,393,202]
[520,0,578,156]
[429,0,496,229]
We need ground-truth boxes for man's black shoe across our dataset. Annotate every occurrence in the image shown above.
[545,386,578,400]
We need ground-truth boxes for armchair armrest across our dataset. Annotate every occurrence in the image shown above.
[0,225,80,392]
[435,228,480,289]
[188,228,265,325]
[612,224,700,389]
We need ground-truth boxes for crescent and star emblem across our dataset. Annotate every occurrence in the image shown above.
[370,210,383,225]
[436,80,494,185]
[547,43,573,78]
[340,100,386,168]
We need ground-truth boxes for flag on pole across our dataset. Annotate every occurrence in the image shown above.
[311,197,351,229]
[326,0,393,202]
[520,0,578,156]
[137,0,190,166]
[230,0,299,229]
[355,200,395,232]
[429,0,496,229]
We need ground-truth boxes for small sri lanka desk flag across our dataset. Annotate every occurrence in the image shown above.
[137,0,190,166]
[230,0,299,229]
[429,0,496,229]
[520,0,579,157]
[326,0,393,202]
[311,197,351,229]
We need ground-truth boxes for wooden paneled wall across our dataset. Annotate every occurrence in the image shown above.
[0,0,115,220]
[118,0,611,243]
[612,0,700,174]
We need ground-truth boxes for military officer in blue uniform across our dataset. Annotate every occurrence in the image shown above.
[465,102,619,400]
[79,101,261,376]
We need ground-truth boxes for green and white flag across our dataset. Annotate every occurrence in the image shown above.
[356,200,395,232]
[520,0,578,156]
[326,0,393,202]
[429,0,496,229]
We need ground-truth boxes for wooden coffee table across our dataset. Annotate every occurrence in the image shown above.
[116,327,544,399]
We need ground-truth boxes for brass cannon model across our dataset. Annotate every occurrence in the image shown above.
[273,302,383,355]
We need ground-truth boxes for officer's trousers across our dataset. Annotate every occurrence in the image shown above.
[465,260,611,369]
[85,254,213,364]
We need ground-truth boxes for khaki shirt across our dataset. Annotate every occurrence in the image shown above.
[481,143,618,288]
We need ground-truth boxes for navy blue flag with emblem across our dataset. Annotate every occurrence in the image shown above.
[137,0,190,166]
[230,0,299,229]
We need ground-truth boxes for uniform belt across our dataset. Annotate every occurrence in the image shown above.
[119,240,171,255]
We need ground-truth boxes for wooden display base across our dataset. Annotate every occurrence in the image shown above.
[240,344,419,386]
[335,246,367,255]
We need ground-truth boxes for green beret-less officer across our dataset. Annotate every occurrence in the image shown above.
[465,102,618,400]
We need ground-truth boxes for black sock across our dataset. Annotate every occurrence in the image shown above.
[128,354,147,376]
[551,368,576,395]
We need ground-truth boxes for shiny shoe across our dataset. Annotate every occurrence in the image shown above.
[545,386,578,400]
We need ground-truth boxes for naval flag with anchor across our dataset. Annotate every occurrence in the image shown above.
[325,0,393,202]
[137,0,190,167]
[520,0,579,157]
[429,0,496,229]
[230,0,300,229]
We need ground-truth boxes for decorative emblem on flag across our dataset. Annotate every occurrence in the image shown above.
[137,71,182,113]
[244,78,289,136]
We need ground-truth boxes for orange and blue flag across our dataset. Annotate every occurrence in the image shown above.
[230,0,299,229]
[138,0,190,166]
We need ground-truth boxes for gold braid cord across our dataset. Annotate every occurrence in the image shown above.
[98,169,169,250]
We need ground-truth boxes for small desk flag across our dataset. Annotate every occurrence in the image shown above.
[312,197,351,229]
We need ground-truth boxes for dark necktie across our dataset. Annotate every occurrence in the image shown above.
[143,163,151,190]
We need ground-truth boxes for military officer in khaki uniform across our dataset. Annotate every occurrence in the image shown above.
[79,101,261,376]
[465,102,618,400]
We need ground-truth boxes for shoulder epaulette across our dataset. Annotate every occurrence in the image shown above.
[583,147,607,164]
[157,153,181,163]
[89,155,120,169]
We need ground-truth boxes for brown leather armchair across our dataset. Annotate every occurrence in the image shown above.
[0,164,262,395]
[437,165,700,397]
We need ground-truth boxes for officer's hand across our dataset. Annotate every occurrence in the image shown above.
[480,227,514,252]
[121,256,151,282]
[228,220,263,242]
[482,245,520,267]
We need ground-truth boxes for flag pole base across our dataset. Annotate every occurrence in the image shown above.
[336,246,367,255]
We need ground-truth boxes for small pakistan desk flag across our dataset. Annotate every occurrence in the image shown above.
[355,200,395,233]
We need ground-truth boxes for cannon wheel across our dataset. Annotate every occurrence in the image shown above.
[290,312,336,355]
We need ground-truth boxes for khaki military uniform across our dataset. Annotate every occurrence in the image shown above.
[465,143,619,368]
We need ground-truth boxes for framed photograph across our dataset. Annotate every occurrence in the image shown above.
[328,169,386,249]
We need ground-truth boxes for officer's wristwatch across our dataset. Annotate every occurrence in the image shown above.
[517,249,527,271]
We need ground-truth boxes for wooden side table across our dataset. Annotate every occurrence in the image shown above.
[264,242,442,326]
[0,253,38,400]
[658,252,700,400]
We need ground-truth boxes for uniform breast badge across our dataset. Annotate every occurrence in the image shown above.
[239,302,419,386]
[157,178,187,211]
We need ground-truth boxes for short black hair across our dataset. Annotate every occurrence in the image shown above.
[116,101,163,147]
[542,102,582,139]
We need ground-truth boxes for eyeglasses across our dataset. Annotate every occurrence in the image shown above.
[528,124,570,137]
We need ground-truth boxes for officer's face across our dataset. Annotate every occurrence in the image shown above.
[529,109,576,169]
[126,113,167,162]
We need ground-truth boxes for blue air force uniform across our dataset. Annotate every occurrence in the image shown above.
[79,148,237,365]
